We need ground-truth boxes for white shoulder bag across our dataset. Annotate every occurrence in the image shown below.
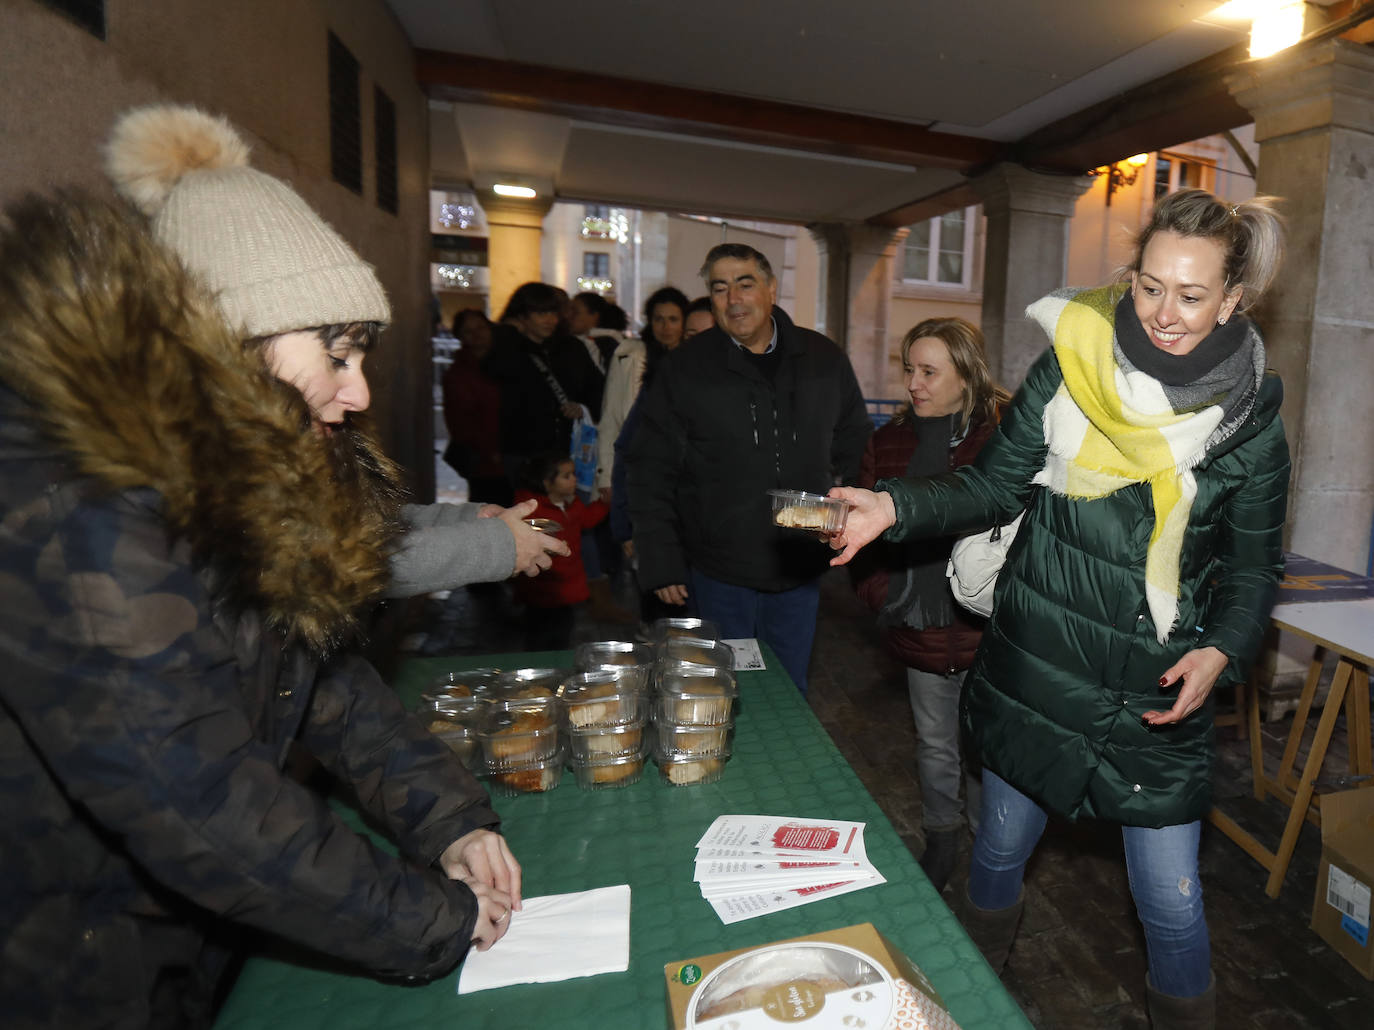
[946,512,1023,618]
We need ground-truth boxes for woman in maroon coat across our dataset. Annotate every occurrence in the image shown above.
[853,317,1008,892]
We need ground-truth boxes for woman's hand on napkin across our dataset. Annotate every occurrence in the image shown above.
[440,828,523,911]
[466,880,515,952]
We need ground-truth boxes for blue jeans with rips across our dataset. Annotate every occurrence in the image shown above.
[968,770,1211,998]
[686,569,820,695]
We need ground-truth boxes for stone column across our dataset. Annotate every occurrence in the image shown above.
[808,223,907,398]
[972,165,1093,388]
[1228,40,1374,572]
[480,192,554,318]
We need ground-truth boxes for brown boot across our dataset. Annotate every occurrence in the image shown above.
[587,576,635,625]
[1146,974,1215,1030]
[956,887,1024,975]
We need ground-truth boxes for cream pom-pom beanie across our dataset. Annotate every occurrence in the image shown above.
[104,104,390,338]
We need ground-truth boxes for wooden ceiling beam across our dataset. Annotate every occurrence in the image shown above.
[415,50,999,171]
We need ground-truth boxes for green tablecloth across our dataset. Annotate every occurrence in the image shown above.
[214,650,1031,1030]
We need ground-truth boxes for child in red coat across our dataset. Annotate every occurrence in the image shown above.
[513,454,609,651]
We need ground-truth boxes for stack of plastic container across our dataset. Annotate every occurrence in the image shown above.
[648,619,738,786]
[559,641,655,790]
[477,667,570,795]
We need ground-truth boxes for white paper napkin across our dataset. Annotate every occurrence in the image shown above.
[456,884,631,994]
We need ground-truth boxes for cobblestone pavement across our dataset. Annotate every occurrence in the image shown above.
[402,565,1374,1030]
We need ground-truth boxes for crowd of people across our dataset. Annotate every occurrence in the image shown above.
[0,99,1287,1030]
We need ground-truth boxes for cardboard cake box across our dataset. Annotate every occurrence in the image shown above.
[663,923,962,1029]
[1311,786,1374,979]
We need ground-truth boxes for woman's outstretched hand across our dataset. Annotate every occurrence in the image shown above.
[826,487,896,566]
[1144,646,1229,726]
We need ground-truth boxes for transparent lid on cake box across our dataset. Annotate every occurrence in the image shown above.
[492,666,573,701]
[767,489,851,534]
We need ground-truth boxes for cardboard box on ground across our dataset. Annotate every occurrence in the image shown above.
[664,923,962,1029]
[1312,786,1374,979]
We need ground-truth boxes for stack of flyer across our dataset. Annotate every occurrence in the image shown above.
[694,814,885,924]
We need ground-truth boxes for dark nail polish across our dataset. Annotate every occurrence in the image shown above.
[1159,676,1168,686]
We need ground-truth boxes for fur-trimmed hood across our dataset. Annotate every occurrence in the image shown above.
[0,191,403,653]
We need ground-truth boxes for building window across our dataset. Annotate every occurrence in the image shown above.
[41,0,105,39]
[903,208,973,287]
[374,86,397,214]
[327,32,362,195]
[582,252,610,278]
[1154,154,1214,198]
[581,205,613,239]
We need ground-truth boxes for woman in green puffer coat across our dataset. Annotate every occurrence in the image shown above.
[829,189,1288,1030]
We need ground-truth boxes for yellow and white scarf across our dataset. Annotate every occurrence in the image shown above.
[1027,285,1253,642]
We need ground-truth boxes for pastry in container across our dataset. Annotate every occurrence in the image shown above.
[567,721,645,760]
[657,636,735,673]
[767,488,851,533]
[417,695,486,771]
[653,721,734,759]
[480,698,560,768]
[490,666,571,701]
[572,640,654,693]
[568,749,646,790]
[558,671,648,728]
[486,748,566,796]
[654,667,738,725]
[655,753,726,787]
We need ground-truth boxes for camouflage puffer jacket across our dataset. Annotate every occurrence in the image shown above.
[0,195,500,1028]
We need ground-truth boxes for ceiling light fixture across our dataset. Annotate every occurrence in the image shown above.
[492,183,537,199]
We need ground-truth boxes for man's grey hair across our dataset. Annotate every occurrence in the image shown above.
[699,243,775,284]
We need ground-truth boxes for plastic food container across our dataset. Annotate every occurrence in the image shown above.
[657,636,735,673]
[423,667,500,701]
[480,698,560,769]
[485,748,566,796]
[573,641,654,693]
[558,672,649,728]
[491,667,572,701]
[419,693,486,771]
[569,750,646,790]
[649,617,720,645]
[428,724,482,771]
[567,721,645,760]
[767,489,851,533]
[653,721,734,759]
[654,668,738,725]
[656,753,727,787]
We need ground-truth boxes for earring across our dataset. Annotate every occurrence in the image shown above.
[1218,317,1228,326]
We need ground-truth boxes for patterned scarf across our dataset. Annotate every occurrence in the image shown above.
[1027,285,1263,641]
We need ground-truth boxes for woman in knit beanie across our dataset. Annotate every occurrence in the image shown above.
[0,105,526,1029]
[103,104,567,594]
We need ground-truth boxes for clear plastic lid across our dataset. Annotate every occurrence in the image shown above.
[491,667,572,700]
[649,617,720,644]
[658,636,735,672]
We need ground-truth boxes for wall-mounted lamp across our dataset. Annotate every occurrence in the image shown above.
[492,183,537,199]
[1091,153,1150,206]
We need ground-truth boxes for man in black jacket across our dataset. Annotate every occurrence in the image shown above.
[627,244,872,694]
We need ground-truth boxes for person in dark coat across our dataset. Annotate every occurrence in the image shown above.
[830,189,1289,1029]
[627,244,872,694]
[481,282,599,496]
[442,308,511,507]
[850,317,1008,893]
[0,104,520,1030]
